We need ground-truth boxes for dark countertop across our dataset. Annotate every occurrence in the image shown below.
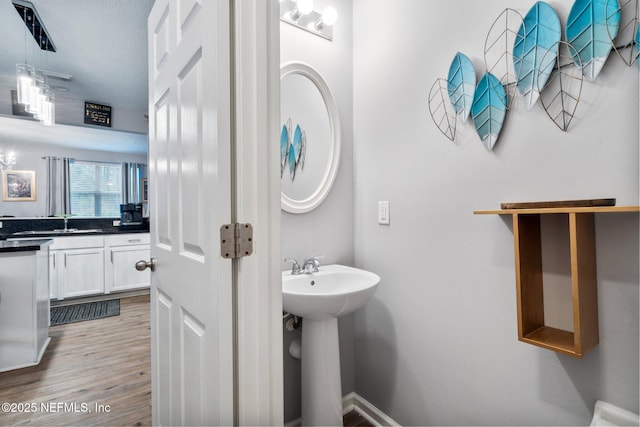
[0,239,53,253]
[0,218,149,240]
[2,228,149,240]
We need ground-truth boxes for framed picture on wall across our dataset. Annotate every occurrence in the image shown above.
[141,178,148,203]
[2,170,36,202]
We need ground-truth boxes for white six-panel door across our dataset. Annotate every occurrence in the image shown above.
[148,0,234,425]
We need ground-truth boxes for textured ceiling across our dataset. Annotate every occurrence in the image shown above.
[0,0,153,152]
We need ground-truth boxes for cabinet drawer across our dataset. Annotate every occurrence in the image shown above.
[49,236,105,250]
[105,233,150,246]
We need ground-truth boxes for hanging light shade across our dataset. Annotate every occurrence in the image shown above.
[25,72,44,115]
[16,62,35,106]
[34,83,49,120]
[41,91,55,126]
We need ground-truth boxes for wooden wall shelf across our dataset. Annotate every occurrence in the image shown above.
[474,205,640,358]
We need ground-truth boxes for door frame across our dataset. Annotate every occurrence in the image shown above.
[232,0,283,424]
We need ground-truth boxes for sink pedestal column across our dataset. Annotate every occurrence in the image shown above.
[301,317,343,426]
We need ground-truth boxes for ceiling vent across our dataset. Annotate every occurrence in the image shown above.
[13,0,56,52]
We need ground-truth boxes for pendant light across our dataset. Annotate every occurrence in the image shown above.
[14,0,56,126]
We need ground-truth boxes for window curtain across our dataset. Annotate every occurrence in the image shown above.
[43,156,71,216]
[122,162,147,203]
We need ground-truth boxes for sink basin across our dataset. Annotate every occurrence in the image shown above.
[12,229,103,236]
[282,264,380,426]
[282,264,380,320]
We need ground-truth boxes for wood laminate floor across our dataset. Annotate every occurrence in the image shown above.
[0,295,151,426]
[0,295,373,427]
[343,410,374,426]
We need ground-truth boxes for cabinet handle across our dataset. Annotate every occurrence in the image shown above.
[53,253,56,269]
[64,253,67,268]
[110,250,113,263]
[127,239,143,243]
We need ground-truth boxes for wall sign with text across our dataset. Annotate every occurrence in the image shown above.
[84,102,112,127]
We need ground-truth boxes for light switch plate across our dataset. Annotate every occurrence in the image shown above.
[378,201,390,225]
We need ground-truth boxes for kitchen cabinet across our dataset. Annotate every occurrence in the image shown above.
[105,234,150,293]
[12,233,150,301]
[0,240,51,372]
[49,236,105,300]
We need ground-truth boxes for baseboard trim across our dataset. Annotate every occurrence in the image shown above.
[284,392,400,426]
[343,392,401,426]
[51,288,150,307]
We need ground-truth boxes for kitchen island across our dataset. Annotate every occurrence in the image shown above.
[0,239,52,372]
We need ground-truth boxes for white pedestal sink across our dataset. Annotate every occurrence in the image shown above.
[283,264,380,426]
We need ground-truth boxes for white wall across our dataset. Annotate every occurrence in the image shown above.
[0,140,146,217]
[280,0,354,422]
[353,0,639,425]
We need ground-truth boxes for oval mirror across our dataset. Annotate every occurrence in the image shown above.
[280,61,341,213]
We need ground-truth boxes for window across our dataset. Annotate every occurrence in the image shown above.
[69,160,122,217]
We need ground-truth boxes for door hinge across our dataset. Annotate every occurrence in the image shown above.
[220,223,254,259]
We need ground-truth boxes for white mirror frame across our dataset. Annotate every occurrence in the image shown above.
[280,61,341,214]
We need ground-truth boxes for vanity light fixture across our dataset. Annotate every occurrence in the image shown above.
[280,0,337,41]
[0,152,17,172]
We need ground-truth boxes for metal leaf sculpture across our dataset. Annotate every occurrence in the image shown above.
[299,130,307,170]
[538,42,584,131]
[447,52,476,122]
[566,0,620,81]
[606,0,640,66]
[471,73,507,151]
[513,2,562,111]
[428,78,457,141]
[484,8,525,108]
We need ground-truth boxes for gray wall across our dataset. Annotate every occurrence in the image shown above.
[280,0,354,422]
[352,0,639,425]
[0,140,147,217]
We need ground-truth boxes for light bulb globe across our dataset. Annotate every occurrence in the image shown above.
[297,0,313,15]
[322,6,337,26]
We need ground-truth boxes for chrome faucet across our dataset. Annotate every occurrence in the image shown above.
[63,216,68,231]
[301,256,322,274]
[284,258,302,275]
[285,256,323,275]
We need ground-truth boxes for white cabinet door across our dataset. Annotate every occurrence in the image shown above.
[61,248,105,298]
[107,245,150,292]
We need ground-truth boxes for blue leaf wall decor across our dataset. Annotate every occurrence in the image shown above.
[288,138,297,180]
[566,0,620,81]
[280,119,291,178]
[636,20,640,67]
[281,122,307,181]
[513,1,561,111]
[471,73,507,151]
[292,124,303,164]
[606,0,638,66]
[447,52,476,122]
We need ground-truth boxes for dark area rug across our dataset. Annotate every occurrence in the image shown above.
[50,299,120,326]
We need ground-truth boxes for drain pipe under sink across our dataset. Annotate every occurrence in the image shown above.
[289,338,301,359]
